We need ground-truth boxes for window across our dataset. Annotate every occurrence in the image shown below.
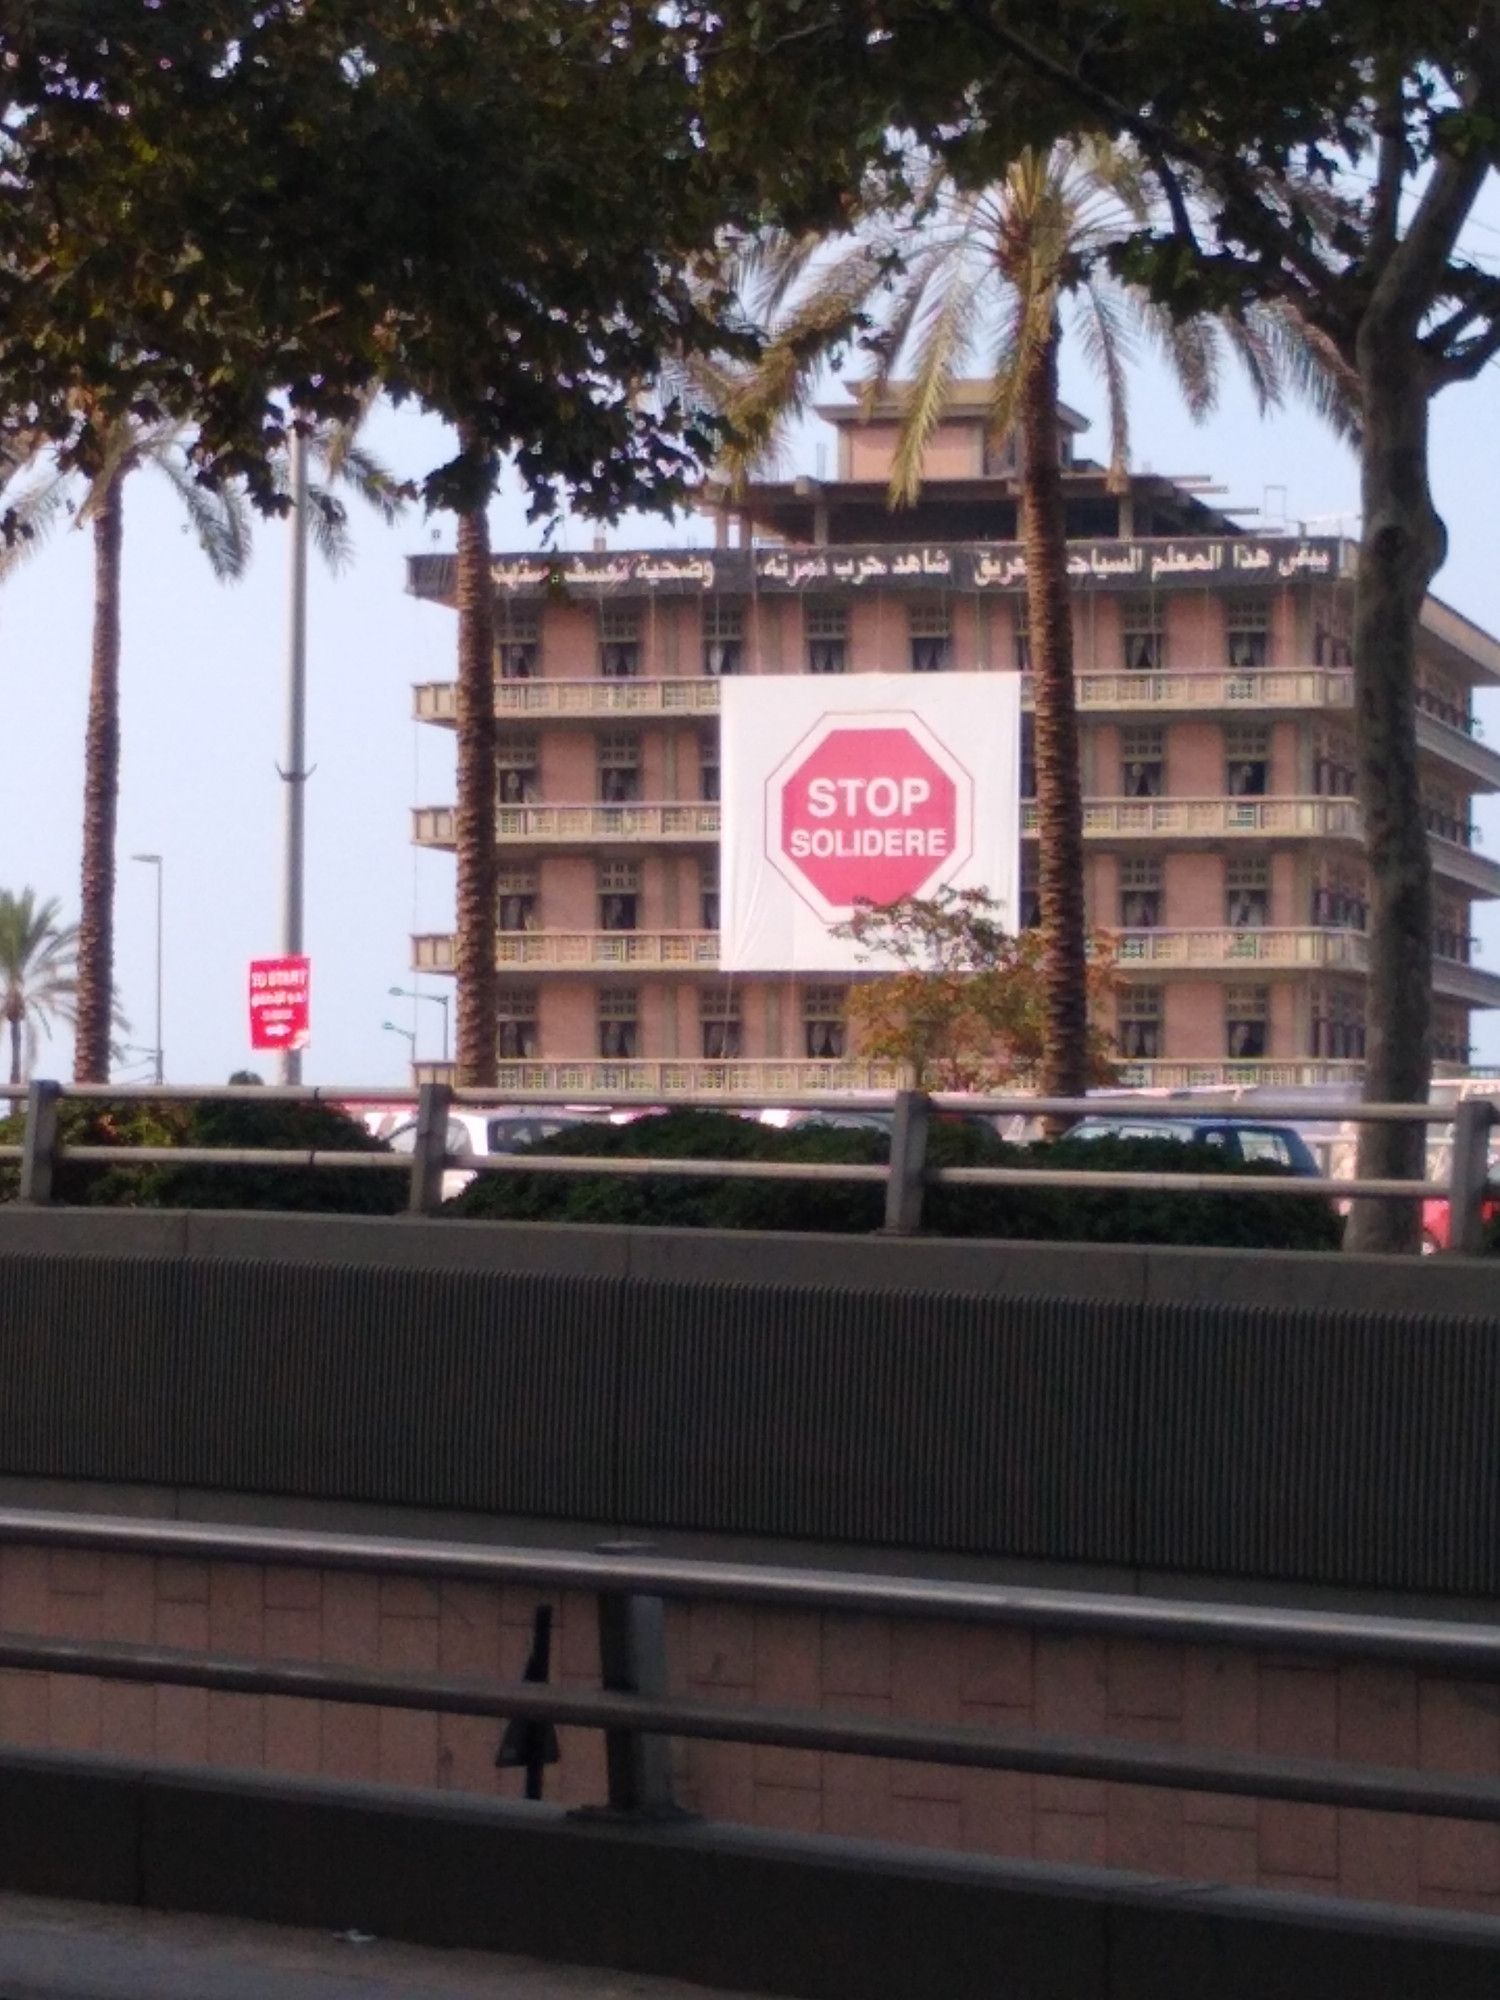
[807,602,848,674]
[1417,666,1471,733]
[1119,857,1162,930]
[497,987,538,1060]
[598,730,641,804]
[496,730,539,805]
[1117,986,1163,1060]
[700,855,720,931]
[803,985,848,1059]
[1434,1007,1470,1068]
[599,603,642,678]
[497,865,539,933]
[908,601,951,672]
[1019,713,1036,799]
[1312,727,1357,798]
[1013,622,1031,672]
[1121,724,1165,799]
[1224,721,1270,797]
[1424,783,1470,847]
[698,725,720,803]
[1311,981,1365,1060]
[598,986,638,1059]
[1313,612,1353,667]
[1225,857,1269,929]
[1121,598,1165,672]
[1310,863,1367,931]
[497,605,540,680]
[1226,599,1270,670]
[703,600,744,676]
[1019,848,1041,930]
[700,987,743,1059]
[1237,1129,1293,1168]
[598,859,640,932]
[1225,984,1270,1060]
[1434,898,1473,964]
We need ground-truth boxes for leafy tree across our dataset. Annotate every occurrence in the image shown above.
[835,886,1118,1090]
[0,1,770,516]
[1,425,250,1081]
[704,142,1343,1100]
[713,0,1500,1250]
[0,890,77,1087]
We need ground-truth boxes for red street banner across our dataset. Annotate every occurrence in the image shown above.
[248,956,311,1052]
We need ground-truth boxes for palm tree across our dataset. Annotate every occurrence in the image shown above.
[0,421,251,1082]
[0,891,79,1087]
[708,144,1350,1100]
[453,474,497,1088]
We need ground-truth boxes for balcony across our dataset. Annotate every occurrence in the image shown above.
[1114,927,1370,971]
[1113,928,1500,1004]
[413,679,722,725]
[412,804,721,850]
[411,1057,908,1095]
[413,930,721,971]
[1114,1059,1368,1090]
[1045,668,1356,715]
[1023,796,1365,841]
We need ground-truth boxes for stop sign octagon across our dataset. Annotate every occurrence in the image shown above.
[768,712,975,920]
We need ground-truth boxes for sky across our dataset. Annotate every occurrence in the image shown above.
[4,309,1500,1088]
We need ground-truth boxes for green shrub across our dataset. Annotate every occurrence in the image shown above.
[447,1111,1341,1250]
[0,1091,403,1214]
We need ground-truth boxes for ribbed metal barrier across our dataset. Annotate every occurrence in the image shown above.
[2,1247,1499,1593]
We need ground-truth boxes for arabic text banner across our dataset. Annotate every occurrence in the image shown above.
[719,675,1021,974]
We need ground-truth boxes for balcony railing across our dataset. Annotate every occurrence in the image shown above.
[1114,927,1370,969]
[1023,797,1365,840]
[411,1057,909,1095]
[413,679,723,724]
[412,804,721,849]
[1037,668,1356,713]
[413,931,721,971]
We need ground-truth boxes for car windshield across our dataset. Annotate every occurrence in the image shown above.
[1071,1119,1219,1146]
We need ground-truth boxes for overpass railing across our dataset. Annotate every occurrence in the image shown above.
[0,1504,1499,1829]
[1,1077,1495,1252]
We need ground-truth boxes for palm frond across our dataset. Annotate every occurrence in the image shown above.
[0,460,72,577]
[1073,278,1136,488]
[1254,301,1362,444]
[326,440,407,526]
[305,484,355,572]
[1217,312,1281,416]
[888,202,988,506]
[151,445,252,581]
[1138,298,1222,424]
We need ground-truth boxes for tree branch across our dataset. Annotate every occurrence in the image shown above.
[1432,315,1500,385]
[1368,69,1406,264]
[949,1,1352,338]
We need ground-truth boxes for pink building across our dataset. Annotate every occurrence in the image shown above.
[409,388,1500,1091]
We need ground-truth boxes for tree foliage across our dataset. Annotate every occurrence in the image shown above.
[0,0,779,517]
[0,890,77,1086]
[835,887,1118,1090]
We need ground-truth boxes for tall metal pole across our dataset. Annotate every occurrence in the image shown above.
[130,853,164,1084]
[279,427,309,1085]
[152,859,163,1085]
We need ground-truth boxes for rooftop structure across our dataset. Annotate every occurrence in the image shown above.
[407,392,1500,1094]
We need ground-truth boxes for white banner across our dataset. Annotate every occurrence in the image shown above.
[719,675,1022,973]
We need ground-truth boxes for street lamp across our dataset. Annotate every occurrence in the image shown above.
[381,1019,417,1068]
[130,853,164,1085]
[388,984,450,1063]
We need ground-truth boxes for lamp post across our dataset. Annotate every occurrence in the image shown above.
[388,984,450,1064]
[279,426,310,1087]
[381,1020,417,1071]
[130,853,164,1084]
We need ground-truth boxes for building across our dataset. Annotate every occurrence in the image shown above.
[407,386,1500,1093]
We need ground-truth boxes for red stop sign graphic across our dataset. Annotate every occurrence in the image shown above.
[777,725,961,908]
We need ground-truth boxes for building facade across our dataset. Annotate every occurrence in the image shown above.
[408,391,1500,1093]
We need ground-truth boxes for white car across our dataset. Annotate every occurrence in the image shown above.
[381,1107,602,1201]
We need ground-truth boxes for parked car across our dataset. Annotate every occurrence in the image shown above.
[1063,1116,1323,1176]
[383,1107,598,1200]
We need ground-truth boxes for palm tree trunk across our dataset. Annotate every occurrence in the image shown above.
[1343,320,1443,1255]
[1019,316,1089,1103]
[6,1008,21,1088]
[453,491,497,1088]
[74,472,124,1084]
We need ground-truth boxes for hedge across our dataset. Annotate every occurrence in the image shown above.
[447,1109,1343,1250]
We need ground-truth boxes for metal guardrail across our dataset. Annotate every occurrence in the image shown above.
[2,1505,1500,1828]
[2,1079,1495,1251]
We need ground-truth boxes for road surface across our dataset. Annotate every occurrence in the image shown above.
[0,1894,772,2000]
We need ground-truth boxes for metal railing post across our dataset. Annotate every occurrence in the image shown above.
[592,1543,684,1820]
[407,1081,453,1215]
[17,1080,61,1206]
[883,1089,931,1234]
[1445,1097,1495,1257]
